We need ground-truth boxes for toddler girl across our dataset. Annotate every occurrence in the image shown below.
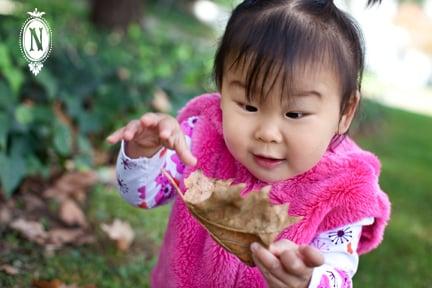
[107,0,391,287]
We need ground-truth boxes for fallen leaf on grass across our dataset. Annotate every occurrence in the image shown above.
[47,228,95,247]
[163,169,302,266]
[43,171,97,203]
[0,264,19,275]
[101,219,135,251]
[32,279,87,288]
[9,218,94,249]
[10,218,48,245]
[32,279,63,288]
[59,199,87,227]
[0,205,12,224]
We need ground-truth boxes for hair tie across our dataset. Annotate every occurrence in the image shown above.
[241,0,258,7]
[312,0,333,9]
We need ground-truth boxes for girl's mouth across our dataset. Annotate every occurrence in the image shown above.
[253,154,284,169]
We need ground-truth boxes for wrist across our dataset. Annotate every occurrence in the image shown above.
[124,140,162,159]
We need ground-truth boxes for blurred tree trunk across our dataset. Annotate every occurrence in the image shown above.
[152,0,197,14]
[90,0,145,30]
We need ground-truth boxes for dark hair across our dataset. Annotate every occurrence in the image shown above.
[213,0,381,118]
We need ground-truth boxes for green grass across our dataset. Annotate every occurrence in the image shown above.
[353,104,432,287]
[1,101,431,287]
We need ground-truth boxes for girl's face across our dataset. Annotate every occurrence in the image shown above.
[220,64,358,183]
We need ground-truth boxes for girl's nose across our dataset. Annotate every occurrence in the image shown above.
[253,121,283,143]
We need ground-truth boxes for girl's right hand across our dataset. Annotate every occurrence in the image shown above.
[106,113,197,166]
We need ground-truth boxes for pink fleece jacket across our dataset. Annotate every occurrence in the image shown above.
[151,93,391,288]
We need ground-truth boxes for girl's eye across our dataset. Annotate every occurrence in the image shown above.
[243,104,258,112]
[285,112,305,119]
[238,102,258,112]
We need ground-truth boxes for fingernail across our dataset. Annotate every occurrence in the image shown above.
[269,244,275,253]
[161,130,169,138]
[251,242,259,252]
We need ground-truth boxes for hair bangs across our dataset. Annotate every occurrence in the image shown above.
[214,2,360,110]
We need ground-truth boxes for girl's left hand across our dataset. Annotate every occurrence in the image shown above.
[251,239,324,288]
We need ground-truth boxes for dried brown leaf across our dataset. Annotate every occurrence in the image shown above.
[163,169,301,266]
[101,219,135,251]
[43,171,97,201]
[60,285,79,288]
[59,199,87,227]
[0,264,19,275]
[117,67,130,80]
[9,218,48,245]
[47,228,94,248]
[32,279,85,288]
[9,217,93,250]
[32,279,64,288]
[0,205,12,224]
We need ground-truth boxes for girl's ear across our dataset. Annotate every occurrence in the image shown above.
[338,90,360,134]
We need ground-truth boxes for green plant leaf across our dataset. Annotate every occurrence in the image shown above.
[35,70,58,100]
[78,134,93,155]
[5,68,24,96]
[0,152,27,198]
[15,104,34,125]
[0,44,24,95]
[0,44,11,69]
[0,80,15,109]
[0,112,9,150]
[26,155,50,178]
[53,122,72,156]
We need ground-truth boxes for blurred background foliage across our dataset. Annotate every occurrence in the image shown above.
[0,0,219,197]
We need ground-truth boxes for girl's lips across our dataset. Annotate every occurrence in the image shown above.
[253,154,284,169]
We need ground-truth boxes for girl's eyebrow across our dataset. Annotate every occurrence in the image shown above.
[229,79,269,96]
[229,79,260,96]
[229,79,246,89]
[293,91,323,99]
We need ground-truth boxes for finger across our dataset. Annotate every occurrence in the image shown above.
[279,249,310,277]
[123,120,141,141]
[298,245,324,268]
[140,113,162,128]
[251,243,296,286]
[172,133,197,166]
[251,250,287,288]
[269,239,298,256]
[157,117,197,166]
[106,127,126,144]
[157,117,177,144]
[251,243,281,271]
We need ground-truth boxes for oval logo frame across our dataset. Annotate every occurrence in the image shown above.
[19,8,52,76]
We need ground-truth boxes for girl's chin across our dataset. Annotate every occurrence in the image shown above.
[249,169,290,183]
[249,166,305,183]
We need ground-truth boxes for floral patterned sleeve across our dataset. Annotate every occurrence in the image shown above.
[115,116,199,208]
[308,217,375,288]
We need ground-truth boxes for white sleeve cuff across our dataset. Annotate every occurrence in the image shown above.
[119,140,163,164]
[116,140,166,206]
